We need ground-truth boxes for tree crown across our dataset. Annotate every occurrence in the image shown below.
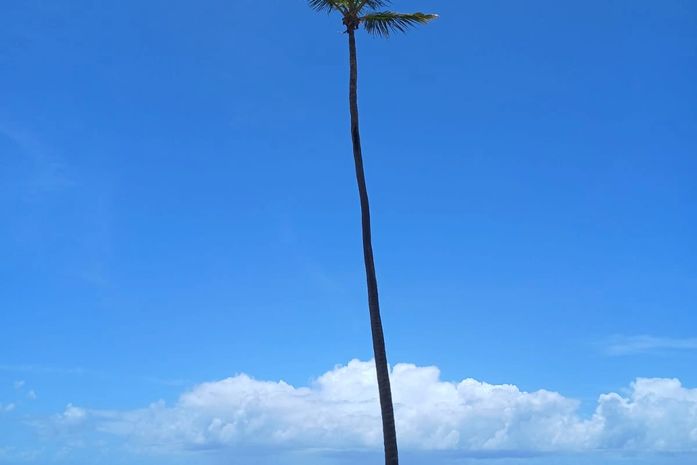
[308,0,437,37]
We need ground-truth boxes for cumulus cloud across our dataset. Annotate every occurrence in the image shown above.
[43,360,697,457]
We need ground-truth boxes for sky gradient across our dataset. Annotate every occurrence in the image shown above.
[1,1,696,464]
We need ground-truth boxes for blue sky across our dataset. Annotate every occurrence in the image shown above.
[1,0,696,463]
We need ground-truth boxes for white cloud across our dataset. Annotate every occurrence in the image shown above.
[1,402,16,412]
[594,378,697,450]
[55,404,88,426]
[27,390,37,400]
[13,380,26,390]
[604,335,697,356]
[0,446,40,462]
[43,360,697,457]
[0,364,86,375]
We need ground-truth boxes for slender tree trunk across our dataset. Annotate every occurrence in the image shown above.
[347,29,399,465]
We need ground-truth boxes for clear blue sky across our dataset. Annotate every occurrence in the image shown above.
[1,1,696,464]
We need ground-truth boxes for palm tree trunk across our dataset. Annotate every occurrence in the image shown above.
[347,28,399,465]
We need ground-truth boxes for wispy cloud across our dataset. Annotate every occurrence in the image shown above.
[0,364,87,376]
[0,122,73,196]
[0,446,41,463]
[603,335,697,356]
[0,402,16,413]
[141,376,191,387]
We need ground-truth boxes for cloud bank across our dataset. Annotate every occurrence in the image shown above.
[46,360,697,457]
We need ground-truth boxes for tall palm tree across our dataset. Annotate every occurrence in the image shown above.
[308,2,437,464]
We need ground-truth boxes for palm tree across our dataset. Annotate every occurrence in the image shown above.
[308,2,437,464]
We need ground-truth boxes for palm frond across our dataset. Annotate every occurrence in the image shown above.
[361,11,438,37]
[308,0,349,14]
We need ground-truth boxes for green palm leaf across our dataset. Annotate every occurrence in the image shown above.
[307,0,348,13]
[361,11,438,37]
[310,1,394,15]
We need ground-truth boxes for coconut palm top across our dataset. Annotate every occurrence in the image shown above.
[308,0,437,36]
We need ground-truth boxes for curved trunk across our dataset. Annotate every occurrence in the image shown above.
[347,29,399,465]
